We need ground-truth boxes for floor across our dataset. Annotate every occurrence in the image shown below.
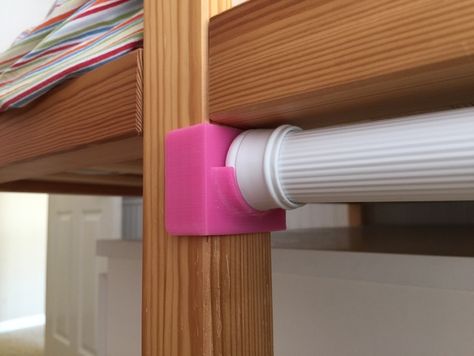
[0,326,44,356]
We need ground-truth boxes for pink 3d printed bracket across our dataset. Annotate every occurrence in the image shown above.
[165,123,286,236]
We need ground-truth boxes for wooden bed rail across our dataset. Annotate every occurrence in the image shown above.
[0,179,142,196]
[0,50,143,194]
[209,0,474,129]
[0,50,143,168]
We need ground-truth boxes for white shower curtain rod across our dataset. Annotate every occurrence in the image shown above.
[226,108,474,211]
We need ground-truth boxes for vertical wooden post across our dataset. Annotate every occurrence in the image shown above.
[143,1,274,355]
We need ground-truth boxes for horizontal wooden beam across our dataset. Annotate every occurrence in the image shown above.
[0,137,142,184]
[86,160,143,175]
[0,180,141,196]
[209,0,474,128]
[0,49,143,167]
[37,172,142,187]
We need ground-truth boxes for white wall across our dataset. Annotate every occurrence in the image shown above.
[0,193,49,322]
[0,0,56,52]
[287,204,351,230]
[106,259,141,356]
[274,203,474,355]
[273,249,474,356]
[122,197,143,240]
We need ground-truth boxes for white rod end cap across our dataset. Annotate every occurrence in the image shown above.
[226,125,303,211]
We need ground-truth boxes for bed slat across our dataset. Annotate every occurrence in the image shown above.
[0,49,143,169]
[209,0,474,128]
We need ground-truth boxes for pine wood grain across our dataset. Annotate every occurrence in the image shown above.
[0,49,143,168]
[349,204,362,227]
[143,0,273,355]
[37,172,142,187]
[86,160,143,175]
[209,0,474,128]
[0,179,142,196]
[0,137,142,184]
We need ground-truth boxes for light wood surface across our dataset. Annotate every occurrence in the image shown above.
[0,179,141,195]
[209,0,474,128]
[37,172,142,187]
[143,0,273,355]
[0,50,143,168]
[86,160,143,175]
[349,204,362,227]
[0,137,142,184]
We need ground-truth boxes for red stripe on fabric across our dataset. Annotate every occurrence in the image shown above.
[0,53,25,66]
[12,43,78,68]
[76,0,130,19]
[1,42,138,110]
[19,12,143,77]
[0,8,82,67]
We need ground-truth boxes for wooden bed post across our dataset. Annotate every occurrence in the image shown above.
[143,1,274,355]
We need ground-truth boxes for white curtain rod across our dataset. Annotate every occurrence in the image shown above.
[226,108,474,211]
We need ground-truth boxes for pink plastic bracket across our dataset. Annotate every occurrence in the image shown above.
[165,123,286,236]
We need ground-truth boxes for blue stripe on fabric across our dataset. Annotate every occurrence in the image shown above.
[24,26,115,59]
[9,18,142,83]
[12,49,129,108]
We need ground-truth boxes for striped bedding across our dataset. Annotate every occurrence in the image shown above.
[0,0,143,112]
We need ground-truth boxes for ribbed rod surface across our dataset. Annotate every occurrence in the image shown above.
[278,108,474,203]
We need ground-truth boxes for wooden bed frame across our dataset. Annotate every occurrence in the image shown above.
[1,0,473,355]
[0,50,143,195]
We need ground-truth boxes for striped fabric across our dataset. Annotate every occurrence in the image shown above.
[0,0,143,112]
